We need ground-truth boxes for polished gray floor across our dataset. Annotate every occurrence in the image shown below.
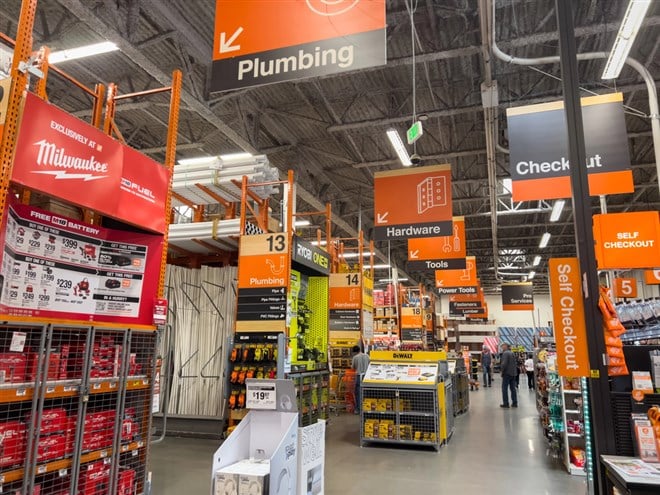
[149,384,587,494]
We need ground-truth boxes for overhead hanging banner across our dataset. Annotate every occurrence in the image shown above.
[548,258,590,377]
[593,211,660,269]
[0,201,163,326]
[435,256,477,290]
[407,217,466,271]
[11,93,170,233]
[374,164,453,241]
[506,93,633,201]
[449,301,485,317]
[644,269,660,285]
[501,282,534,311]
[211,0,386,91]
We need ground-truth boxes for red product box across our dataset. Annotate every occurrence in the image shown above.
[80,461,110,494]
[82,428,113,452]
[14,484,41,495]
[0,421,27,468]
[0,353,27,383]
[36,433,66,462]
[26,408,67,435]
[26,352,61,381]
[121,418,139,442]
[118,468,136,495]
[85,410,116,431]
[64,417,77,456]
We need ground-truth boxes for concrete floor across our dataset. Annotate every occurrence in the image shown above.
[149,384,587,494]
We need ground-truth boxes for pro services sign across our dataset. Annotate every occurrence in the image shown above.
[506,93,633,201]
[501,282,534,311]
[211,0,386,91]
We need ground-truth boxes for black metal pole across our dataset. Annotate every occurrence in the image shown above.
[554,2,617,494]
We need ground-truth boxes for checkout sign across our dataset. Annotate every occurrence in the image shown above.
[593,212,660,270]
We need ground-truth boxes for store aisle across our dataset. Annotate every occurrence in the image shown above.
[149,384,587,494]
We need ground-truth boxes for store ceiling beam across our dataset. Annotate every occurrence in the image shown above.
[141,142,203,154]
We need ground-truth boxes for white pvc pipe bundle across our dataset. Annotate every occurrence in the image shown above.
[168,219,242,253]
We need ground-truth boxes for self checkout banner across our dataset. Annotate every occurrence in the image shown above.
[593,211,660,270]
[211,0,386,91]
[407,217,467,271]
[0,201,163,326]
[501,282,534,311]
[11,93,170,234]
[506,93,633,202]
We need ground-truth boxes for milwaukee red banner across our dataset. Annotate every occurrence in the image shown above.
[0,201,163,326]
[11,93,169,233]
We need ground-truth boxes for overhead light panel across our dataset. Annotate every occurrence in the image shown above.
[379,278,408,282]
[386,128,412,167]
[532,255,541,267]
[177,156,216,166]
[550,199,565,222]
[340,252,375,259]
[373,264,392,269]
[602,0,652,79]
[539,232,551,249]
[49,41,119,64]
[527,271,536,281]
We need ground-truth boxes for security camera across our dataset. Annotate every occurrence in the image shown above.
[410,154,422,166]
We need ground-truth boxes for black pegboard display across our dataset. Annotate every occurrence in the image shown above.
[611,392,660,456]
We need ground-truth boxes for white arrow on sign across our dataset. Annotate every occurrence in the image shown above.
[409,250,419,259]
[219,27,243,54]
[376,212,389,224]
[436,280,444,287]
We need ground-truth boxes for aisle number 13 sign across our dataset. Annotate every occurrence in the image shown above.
[237,233,290,289]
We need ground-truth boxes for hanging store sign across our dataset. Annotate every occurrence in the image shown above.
[292,235,330,275]
[236,233,290,331]
[374,164,453,241]
[593,211,660,269]
[449,301,485,317]
[644,269,660,285]
[548,258,590,377]
[501,282,534,311]
[328,272,361,331]
[506,93,633,201]
[612,277,638,298]
[407,217,466,271]
[435,256,477,289]
[11,93,170,233]
[211,0,386,92]
[0,201,163,326]
[400,307,423,329]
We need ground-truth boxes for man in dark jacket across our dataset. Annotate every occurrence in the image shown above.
[481,346,492,387]
[499,343,518,408]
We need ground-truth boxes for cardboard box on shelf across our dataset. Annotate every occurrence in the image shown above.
[26,408,67,435]
[79,460,110,495]
[36,433,67,462]
[82,428,113,452]
[85,410,116,432]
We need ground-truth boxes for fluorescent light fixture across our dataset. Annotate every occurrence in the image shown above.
[279,220,311,227]
[539,232,551,249]
[527,271,536,280]
[550,199,565,222]
[49,41,119,64]
[532,255,541,267]
[220,152,253,161]
[386,128,412,167]
[372,264,391,269]
[502,178,513,194]
[177,156,216,166]
[602,0,652,79]
[379,278,408,282]
[340,252,375,259]
[311,240,328,246]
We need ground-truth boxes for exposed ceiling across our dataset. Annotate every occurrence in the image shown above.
[1,0,658,294]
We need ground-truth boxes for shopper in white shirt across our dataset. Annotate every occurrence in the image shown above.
[524,355,535,389]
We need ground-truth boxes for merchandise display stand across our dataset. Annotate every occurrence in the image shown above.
[359,351,452,451]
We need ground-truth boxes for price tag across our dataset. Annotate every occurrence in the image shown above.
[93,383,101,390]
[110,381,117,389]
[58,469,68,477]
[132,450,138,457]
[246,383,277,410]
[16,389,26,397]
[137,441,144,448]
[37,465,47,474]
[9,332,26,352]
[100,450,108,458]
[46,387,55,394]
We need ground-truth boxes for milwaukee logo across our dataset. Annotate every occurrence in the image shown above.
[32,139,109,180]
[393,352,413,359]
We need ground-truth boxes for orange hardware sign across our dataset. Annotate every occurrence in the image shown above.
[237,233,290,289]
[329,273,361,310]
[644,269,660,285]
[593,212,660,269]
[435,256,477,288]
[612,278,638,298]
[548,258,590,377]
[400,307,423,329]
[407,217,466,271]
[374,165,453,241]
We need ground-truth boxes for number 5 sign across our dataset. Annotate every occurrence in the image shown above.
[644,269,660,285]
[613,277,637,298]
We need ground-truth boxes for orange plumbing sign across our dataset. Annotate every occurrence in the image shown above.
[549,258,590,377]
[593,211,660,269]
[237,233,290,289]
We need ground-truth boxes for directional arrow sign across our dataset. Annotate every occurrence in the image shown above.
[374,165,453,241]
[212,1,386,92]
[409,250,419,259]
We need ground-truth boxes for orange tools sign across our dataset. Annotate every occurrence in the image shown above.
[612,278,638,298]
[644,270,660,285]
[501,283,534,311]
[211,0,386,91]
[548,258,590,377]
[374,164,453,241]
[593,211,660,269]
[435,256,478,295]
[407,217,466,271]
[506,93,633,201]
[236,233,290,332]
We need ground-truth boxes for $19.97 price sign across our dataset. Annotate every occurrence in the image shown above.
[245,382,277,410]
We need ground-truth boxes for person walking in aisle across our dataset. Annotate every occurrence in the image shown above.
[351,345,370,414]
[525,354,535,389]
[481,346,492,387]
[499,343,518,408]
